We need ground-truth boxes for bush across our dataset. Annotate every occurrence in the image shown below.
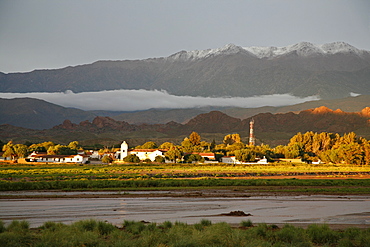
[275,224,309,245]
[0,231,33,247]
[240,219,253,227]
[123,220,146,234]
[307,224,339,245]
[97,221,116,235]
[200,219,212,227]
[0,220,5,233]
[40,221,66,232]
[6,220,30,232]
[72,218,98,232]
[160,221,173,229]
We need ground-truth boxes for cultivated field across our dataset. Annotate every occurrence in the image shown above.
[1,162,370,195]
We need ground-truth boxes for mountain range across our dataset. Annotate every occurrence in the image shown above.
[1,104,369,147]
[1,42,370,99]
[0,95,369,129]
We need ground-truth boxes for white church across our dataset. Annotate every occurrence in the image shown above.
[119,141,167,161]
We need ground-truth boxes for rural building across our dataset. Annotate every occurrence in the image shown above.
[120,141,167,162]
[27,152,89,164]
[221,156,268,164]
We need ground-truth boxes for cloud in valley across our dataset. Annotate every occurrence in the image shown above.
[0,90,320,111]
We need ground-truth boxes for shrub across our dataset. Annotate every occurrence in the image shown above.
[0,231,33,247]
[240,219,253,227]
[123,220,146,234]
[0,220,5,233]
[6,220,30,232]
[306,224,339,245]
[161,221,173,229]
[200,219,212,227]
[72,218,98,232]
[275,224,309,245]
[40,221,66,232]
[97,221,116,235]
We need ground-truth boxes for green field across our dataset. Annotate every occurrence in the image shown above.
[1,219,369,247]
[1,162,370,194]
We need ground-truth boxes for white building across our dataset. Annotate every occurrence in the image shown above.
[27,152,89,164]
[221,156,268,164]
[120,141,167,162]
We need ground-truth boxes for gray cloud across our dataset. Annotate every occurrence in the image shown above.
[0,90,320,111]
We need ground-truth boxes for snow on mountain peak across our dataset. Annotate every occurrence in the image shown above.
[168,42,366,61]
[244,42,365,59]
[168,43,244,60]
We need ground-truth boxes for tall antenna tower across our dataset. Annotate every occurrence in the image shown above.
[249,119,255,146]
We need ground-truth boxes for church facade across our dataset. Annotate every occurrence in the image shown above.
[120,141,167,161]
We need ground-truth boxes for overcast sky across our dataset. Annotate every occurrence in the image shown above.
[1,0,369,73]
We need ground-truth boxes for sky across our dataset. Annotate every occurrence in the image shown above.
[0,0,369,74]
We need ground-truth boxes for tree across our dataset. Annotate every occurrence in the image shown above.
[13,144,28,158]
[235,149,256,162]
[184,154,204,163]
[102,155,113,164]
[189,132,201,146]
[181,138,193,153]
[165,146,183,163]
[2,141,15,160]
[68,141,79,150]
[136,141,158,149]
[154,155,165,163]
[223,134,241,145]
[47,145,77,155]
[123,154,140,163]
[159,142,174,149]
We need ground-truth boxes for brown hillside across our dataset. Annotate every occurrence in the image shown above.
[185,111,242,133]
[1,107,369,145]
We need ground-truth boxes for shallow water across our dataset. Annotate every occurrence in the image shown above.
[0,193,369,227]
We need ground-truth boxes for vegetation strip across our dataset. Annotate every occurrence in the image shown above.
[1,219,369,246]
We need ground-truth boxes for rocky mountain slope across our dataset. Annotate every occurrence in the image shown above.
[1,95,368,129]
[0,98,97,129]
[1,42,369,99]
[113,95,370,124]
[1,106,369,146]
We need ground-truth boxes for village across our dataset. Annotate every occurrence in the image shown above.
[2,120,283,165]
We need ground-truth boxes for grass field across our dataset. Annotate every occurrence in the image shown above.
[1,162,370,194]
[1,219,369,247]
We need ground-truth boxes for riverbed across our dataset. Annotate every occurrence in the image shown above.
[0,192,369,228]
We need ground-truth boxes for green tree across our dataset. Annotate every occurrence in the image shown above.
[235,149,256,162]
[165,146,183,163]
[47,145,77,155]
[154,155,165,163]
[13,144,29,158]
[223,134,241,145]
[181,138,193,153]
[159,142,174,149]
[68,141,79,150]
[183,154,204,163]
[29,141,55,153]
[123,154,140,163]
[136,141,158,149]
[2,141,15,160]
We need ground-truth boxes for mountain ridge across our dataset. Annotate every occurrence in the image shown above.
[0,95,368,129]
[1,42,369,99]
[1,106,369,146]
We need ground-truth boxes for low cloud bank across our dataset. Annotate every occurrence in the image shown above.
[0,90,320,111]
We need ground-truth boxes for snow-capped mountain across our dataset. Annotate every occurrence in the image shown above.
[169,42,368,60]
[1,42,369,100]
[168,44,246,60]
